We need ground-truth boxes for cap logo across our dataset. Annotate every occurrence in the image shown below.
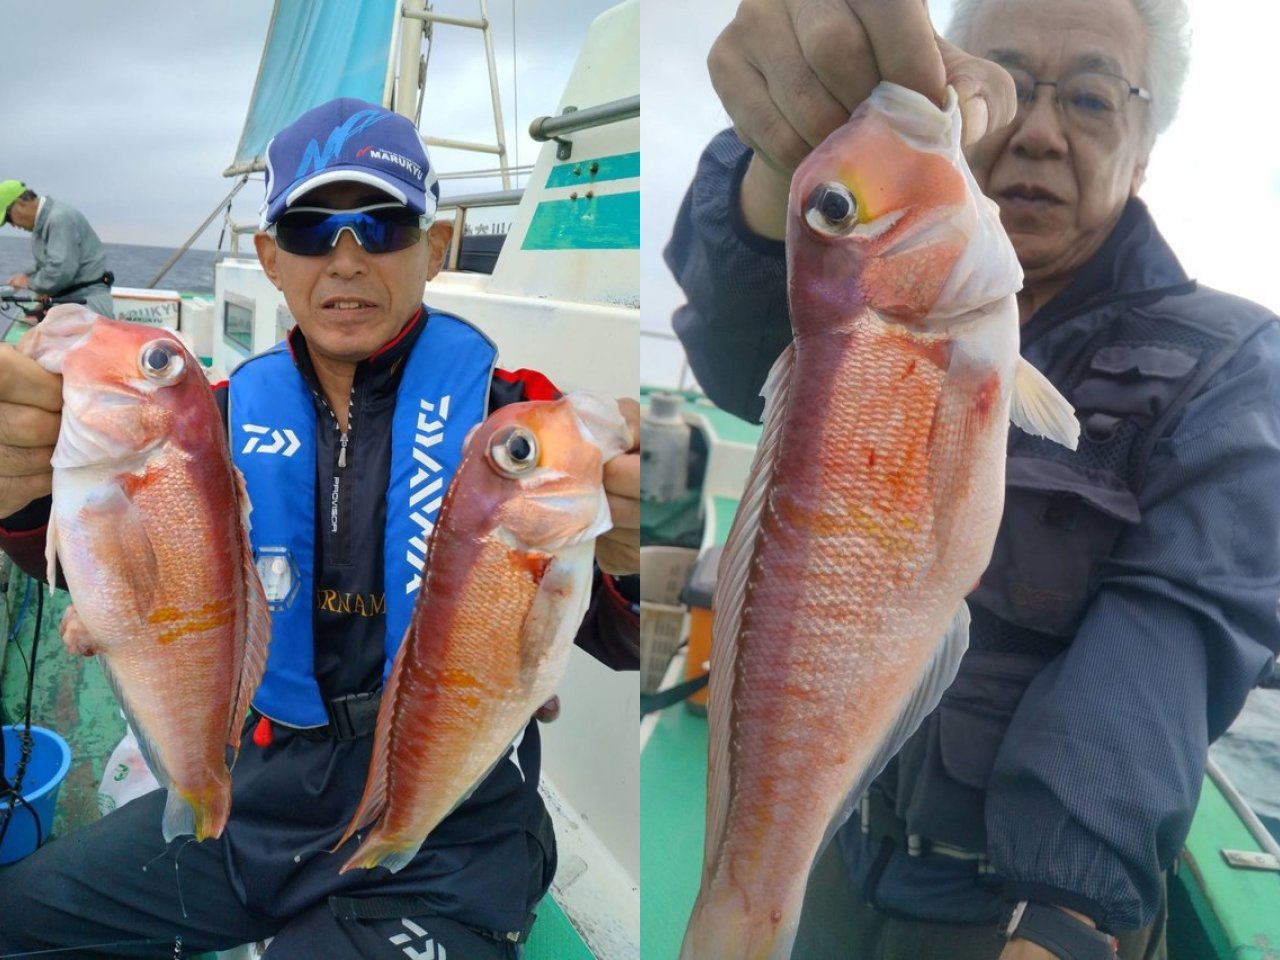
[356,146,424,183]
[295,109,389,179]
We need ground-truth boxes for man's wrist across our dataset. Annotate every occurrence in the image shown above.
[1001,901,1118,959]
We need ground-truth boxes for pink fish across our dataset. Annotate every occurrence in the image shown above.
[336,393,631,873]
[680,83,1079,959]
[21,305,270,842]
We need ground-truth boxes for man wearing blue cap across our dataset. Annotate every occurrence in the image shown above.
[0,98,640,959]
[1,179,115,318]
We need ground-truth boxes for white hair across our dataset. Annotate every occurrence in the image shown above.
[944,0,1191,140]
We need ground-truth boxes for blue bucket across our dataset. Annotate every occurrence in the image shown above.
[1,724,72,865]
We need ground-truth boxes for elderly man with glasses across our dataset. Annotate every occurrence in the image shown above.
[665,0,1280,958]
[0,98,640,960]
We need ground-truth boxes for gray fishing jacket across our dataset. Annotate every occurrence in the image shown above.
[664,129,1280,931]
[27,196,114,317]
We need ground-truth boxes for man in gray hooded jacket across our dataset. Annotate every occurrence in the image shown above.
[2,181,115,318]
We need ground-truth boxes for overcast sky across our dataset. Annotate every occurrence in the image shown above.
[641,0,1280,389]
[1,0,615,251]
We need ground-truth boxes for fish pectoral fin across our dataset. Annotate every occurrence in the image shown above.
[1010,357,1080,450]
[819,602,972,859]
[59,604,98,657]
[78,485,162,617]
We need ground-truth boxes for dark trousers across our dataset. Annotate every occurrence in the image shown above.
[794,837,1168,960]
[0,790,516,959]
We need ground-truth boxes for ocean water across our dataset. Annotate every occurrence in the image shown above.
[0,234,225,295]
[1211,684,1280,841]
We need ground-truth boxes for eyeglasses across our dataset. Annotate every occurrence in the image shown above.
[1004,67,1150,133]
[270,202,432,256]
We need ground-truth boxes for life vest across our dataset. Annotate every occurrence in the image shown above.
[228,311,497,727]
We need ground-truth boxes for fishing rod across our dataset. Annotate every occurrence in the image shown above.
[0,287,87,329]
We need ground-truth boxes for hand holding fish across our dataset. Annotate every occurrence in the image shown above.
[595,397,640,576]
[710,0,1017,238]
[0,344,60,518]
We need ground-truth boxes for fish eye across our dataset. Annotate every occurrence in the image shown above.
[138,340,185,383]
[804,182,858,236]
[487,426,539,477]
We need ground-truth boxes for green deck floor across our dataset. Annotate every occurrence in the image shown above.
[2,567,125,841]
[640,702,707,959]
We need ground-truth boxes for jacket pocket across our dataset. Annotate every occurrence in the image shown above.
[973,455,1141,636]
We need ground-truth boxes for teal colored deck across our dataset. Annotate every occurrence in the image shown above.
[640,700,706,959]
[2,569,125,840]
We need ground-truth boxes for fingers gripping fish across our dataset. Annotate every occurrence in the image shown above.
[679,83,1079,960]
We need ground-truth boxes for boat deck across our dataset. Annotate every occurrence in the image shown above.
[0,564,598,957]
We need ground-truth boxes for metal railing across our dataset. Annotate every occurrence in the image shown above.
[529,94,640,160]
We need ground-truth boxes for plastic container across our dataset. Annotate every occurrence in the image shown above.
[641,393,692,503]
[0,724,72,864]
[639,546,698,693]
[681,545,725,716]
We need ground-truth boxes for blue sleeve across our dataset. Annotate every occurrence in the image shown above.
[987,321,1280,930]
[663,129,791,423]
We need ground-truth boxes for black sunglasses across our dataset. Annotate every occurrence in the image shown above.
[271,202,431,256]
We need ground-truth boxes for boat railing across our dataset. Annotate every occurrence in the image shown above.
[529,94,641,161]
[1205,754,1280,862]
[436,188,523,271]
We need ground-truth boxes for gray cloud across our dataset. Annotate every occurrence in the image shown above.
[3,0,615,249]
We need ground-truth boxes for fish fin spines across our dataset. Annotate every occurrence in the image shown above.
[228,467,271,758]
[703,342,797,887]
[1011,357,1079,450]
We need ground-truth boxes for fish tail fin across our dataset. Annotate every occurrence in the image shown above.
[680,888,799,960]
[164,775,230,843]
[1011,357,1079,449]
[339,834,424,876]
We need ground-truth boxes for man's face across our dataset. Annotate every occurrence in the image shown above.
[254,182,446,368]
[964,0,1153,287]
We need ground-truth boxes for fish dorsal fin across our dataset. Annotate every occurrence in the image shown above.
[228,465,272,758]
[702,342,796,886]
[1011,357,1079,450]
[817,601,971,860]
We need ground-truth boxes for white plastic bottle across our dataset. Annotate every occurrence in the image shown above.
[641,393,692,502]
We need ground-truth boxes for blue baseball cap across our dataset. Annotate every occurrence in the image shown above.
[260,98,439,229]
